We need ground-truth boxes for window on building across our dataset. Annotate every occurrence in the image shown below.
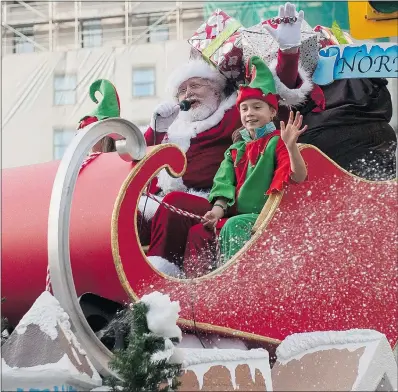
[53,129,75,160]
[132,68,155,97]
[14,26,34,54]
[54,74,77,105]
[82,19,102,48]
[148,15,169,43]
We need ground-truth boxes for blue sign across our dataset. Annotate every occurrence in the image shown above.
[312,43,398,85]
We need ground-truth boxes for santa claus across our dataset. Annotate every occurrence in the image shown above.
[142,7,314,276]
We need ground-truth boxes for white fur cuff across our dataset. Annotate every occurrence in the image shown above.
[269,59,313,107]
[147,256,184,277]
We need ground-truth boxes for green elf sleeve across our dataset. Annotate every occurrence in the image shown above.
[78,79,120,130]
[208,147,237,207]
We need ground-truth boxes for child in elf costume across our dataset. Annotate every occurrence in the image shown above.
[184,56,308,276]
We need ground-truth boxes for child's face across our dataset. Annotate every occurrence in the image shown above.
[240,99,276,133]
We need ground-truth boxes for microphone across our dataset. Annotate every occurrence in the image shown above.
[155,100,192,118]
[179,99,192,111]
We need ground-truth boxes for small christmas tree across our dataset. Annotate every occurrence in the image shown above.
[107,292,183,392]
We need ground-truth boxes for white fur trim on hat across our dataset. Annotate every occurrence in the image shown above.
[167,60,227,97]
[269,59,313,107]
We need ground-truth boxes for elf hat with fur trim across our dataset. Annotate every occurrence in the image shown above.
[236,56,278,110]
[78,79,120,130]
[167,59,227,98]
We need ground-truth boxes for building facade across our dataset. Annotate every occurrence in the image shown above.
[1,1,397,168]
[2,1,204,168]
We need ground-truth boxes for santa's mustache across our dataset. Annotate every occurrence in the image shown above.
[186,97,200,105]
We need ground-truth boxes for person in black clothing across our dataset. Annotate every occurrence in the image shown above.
[296,77,396,180]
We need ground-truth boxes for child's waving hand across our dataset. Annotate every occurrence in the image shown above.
[280,111,308,149]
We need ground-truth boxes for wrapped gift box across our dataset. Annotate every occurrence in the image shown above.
[314,25,354,48]
[241,19,320,75]
[188,9,245,85]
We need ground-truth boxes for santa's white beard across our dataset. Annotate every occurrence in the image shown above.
[178,95,219,122]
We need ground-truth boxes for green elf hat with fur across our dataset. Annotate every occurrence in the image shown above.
[236,56,278,110]
[78,79,120,130]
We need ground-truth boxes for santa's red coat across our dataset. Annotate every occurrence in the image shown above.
[144,107,242,193]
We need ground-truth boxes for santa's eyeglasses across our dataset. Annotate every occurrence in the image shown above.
[177,82,209,97]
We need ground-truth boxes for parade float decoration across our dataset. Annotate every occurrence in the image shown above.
[313,42,398,85]
[2,115,397,374]
[1,7,398,391]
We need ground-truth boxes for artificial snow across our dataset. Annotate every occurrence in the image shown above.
[175,347,268,367]
[151,338,176,363]
[14,291,87,357]
[2,354,101,391]
[276,329,384,363]
[173,348,271,390]
[141,291,182,341]
[16,291,70,341]
[7,291,101,385]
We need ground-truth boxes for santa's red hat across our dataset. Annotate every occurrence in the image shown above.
[167,59,227,98]
[236,56,278,110]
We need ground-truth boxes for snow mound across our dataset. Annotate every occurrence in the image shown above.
[276,329,384,361]
[141,291,182,341]
[16,291,70,341]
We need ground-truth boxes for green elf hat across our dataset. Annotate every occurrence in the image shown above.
[236,56,278,110]
[78,79,120,130]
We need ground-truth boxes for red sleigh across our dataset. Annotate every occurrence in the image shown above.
[2,120,397,360]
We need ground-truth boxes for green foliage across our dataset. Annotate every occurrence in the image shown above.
[331,21,349,44]
[106,302,182,392]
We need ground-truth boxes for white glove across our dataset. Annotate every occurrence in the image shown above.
[264,2,304,51]
[149,102,179,132]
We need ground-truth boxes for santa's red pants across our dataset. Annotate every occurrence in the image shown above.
[184,221,226,277]
[147,192,223,277]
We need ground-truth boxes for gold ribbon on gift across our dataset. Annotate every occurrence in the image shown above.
[202,19,242,62]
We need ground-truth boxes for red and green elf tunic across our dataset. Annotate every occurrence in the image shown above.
[209,130,292,261]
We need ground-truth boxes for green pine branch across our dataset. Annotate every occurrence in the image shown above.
[106,302,182,392]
